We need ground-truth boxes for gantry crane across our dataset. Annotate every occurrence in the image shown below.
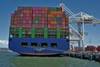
[60,3,100,51]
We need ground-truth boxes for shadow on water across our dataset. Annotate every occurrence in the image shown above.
[18,54,65,57]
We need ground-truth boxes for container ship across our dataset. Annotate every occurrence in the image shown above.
[9,7,69,55]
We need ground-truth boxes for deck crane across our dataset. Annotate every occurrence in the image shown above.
[60,3,100,51]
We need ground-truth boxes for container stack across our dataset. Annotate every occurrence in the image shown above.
[32,7,48,38]
[11,7,33,38]
[47,7,68,38]
[10,7,69,38]
[85,46,96,52]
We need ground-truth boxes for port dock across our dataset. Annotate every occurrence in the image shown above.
[65,51,100,62]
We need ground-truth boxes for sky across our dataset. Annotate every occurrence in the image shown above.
[0,0,100,48]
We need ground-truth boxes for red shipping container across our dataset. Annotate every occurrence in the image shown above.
[41,21,47,24]
[96,46,100,52]
[48,24,57,28]
[32,24,45,28]
[85,46,96,52]
[22,23,32,28]
[21,19,32,24]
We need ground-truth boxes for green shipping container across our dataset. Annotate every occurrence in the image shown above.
[18,28,23,38]
[56,28,60,38]
[31,28,35,38]
[44,27,48,38]
[48,7,62,11]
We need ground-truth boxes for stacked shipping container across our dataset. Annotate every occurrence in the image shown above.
[10,7,69,39]
[96,46,100,52]
[9,7,69,55]
[85,46,96,52]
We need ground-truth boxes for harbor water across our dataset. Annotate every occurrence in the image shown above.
[0,49,100,67]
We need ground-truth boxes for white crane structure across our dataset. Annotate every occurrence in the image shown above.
[60,3,100,50]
